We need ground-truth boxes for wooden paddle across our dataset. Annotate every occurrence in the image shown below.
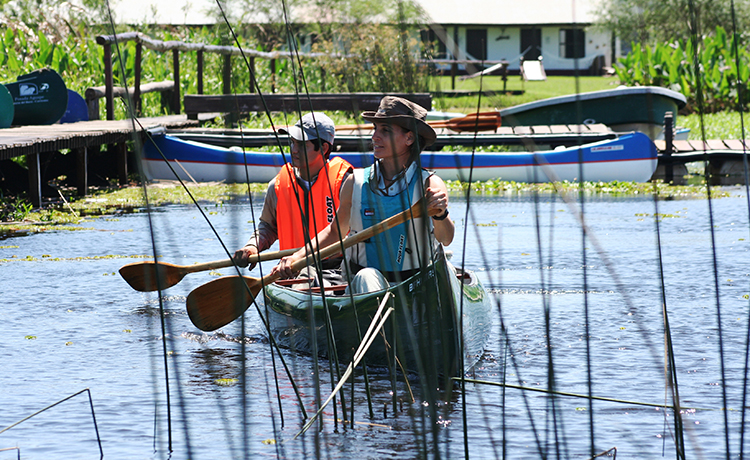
[119,247,298,292]
[428,111,502,132]
[185,201,425,331]
[331,111,502,133]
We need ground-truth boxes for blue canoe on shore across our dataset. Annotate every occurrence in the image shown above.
[142,130,658,183]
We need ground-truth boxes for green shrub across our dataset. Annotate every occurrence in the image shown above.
[615,26,749,113]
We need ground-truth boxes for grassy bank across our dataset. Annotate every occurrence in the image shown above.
[430,75,620,113]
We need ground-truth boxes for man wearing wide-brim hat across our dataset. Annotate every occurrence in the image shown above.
[272,96,454,294]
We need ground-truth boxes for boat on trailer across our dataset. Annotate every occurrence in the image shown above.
[262,246,492,377]
[142,130,657,183]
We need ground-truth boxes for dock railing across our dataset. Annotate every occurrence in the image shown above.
[89,32,334,120]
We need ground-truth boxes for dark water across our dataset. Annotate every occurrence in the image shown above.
[2,189,750,459]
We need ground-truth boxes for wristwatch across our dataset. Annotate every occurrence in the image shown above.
[432,209,449,221]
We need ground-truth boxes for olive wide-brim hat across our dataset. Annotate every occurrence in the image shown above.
[361,96,437,147]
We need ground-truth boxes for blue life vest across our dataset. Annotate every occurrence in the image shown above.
[346,165,436,273]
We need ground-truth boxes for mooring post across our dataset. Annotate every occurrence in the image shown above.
[27,153,42,208]
[664,111,674,184]
[116,143,128,185]
[75,147,88,197]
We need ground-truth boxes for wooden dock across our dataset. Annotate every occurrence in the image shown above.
[654,138,750,185]
[0,114,216,206]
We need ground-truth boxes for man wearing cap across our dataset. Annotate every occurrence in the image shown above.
[233,112,352,280]
[272,96,454,293]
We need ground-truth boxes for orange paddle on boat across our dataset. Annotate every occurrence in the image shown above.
[331,111,502,133]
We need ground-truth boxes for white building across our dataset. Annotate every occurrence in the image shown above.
[414,0,613,74]
[106,0,614,74]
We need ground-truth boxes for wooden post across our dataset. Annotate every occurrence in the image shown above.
[451,26,459,90]
[197,50,204,95]
[664,111,674,184]
[75,147,88,197]
[222,55,231,95]
[222,55,234,127]
[134,43,142,115]
[104,44,114,120]
[501,61,508,92]
[87,97,100,121]
[248,57,255,93]
[172,49,180,114]
[270,58,276,93]
[116,143,128,185]
[27,153,42,208]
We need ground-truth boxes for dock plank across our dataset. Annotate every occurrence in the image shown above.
[672,140,694,152]
[722,139,748,150]
[530,125,551,134]
[707,139,728,151]
[514,126,534,134]
[688,140,710,151]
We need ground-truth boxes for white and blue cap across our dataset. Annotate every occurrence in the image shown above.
[278,112,335,144]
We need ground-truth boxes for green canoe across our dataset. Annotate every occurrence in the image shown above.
[500,86,687,139]
[263,247,492,378]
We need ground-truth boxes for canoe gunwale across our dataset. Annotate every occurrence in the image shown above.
[263,247,491,376]
[499,86,687,117]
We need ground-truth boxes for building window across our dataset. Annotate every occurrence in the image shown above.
[466,29,487,61]
[560,29,585,59]
[421,28,447,59]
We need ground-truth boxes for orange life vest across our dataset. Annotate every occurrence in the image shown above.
[275,156,352,250]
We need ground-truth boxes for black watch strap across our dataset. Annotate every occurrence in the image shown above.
[432,209,449,221]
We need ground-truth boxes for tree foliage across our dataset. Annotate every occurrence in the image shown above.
[593,0,750,45]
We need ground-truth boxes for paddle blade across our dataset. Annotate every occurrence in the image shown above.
[119,261,185,292]
[186,276,259,331]
[442,112,501,132]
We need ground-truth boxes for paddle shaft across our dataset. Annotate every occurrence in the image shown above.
[119,247,299,292]
[180,247,298,274]
[186,200,425,331]
[256,200,425,289]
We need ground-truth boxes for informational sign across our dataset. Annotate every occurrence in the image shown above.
[4,68,68,125]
